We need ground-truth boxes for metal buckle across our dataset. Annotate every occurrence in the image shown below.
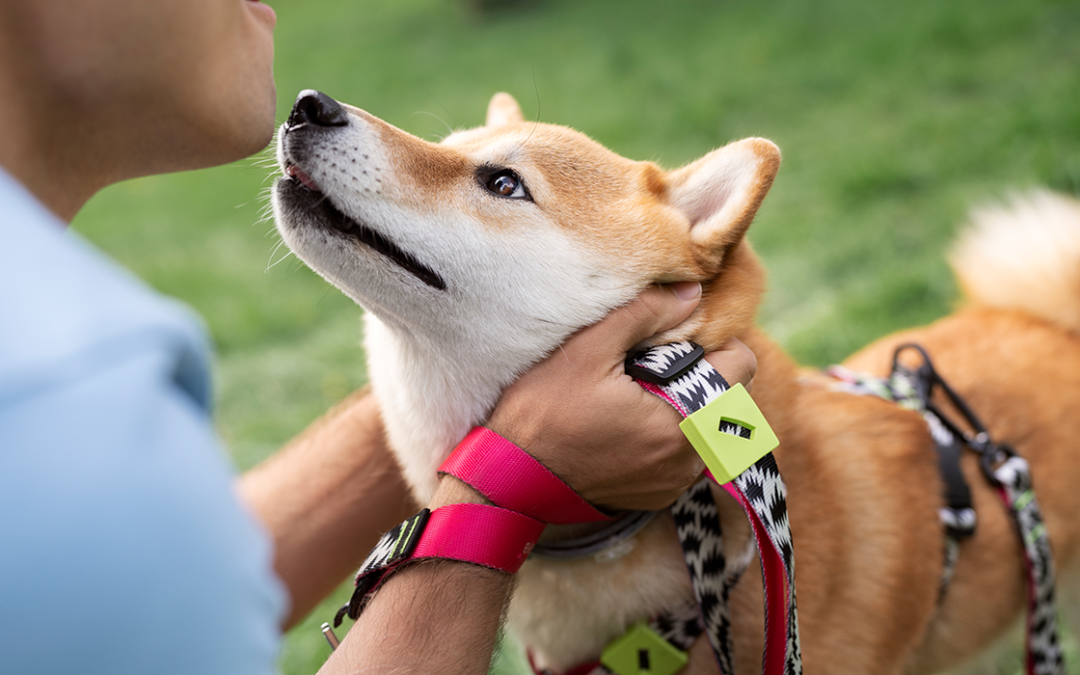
[979,442,1018,487]
[335,509,431,626]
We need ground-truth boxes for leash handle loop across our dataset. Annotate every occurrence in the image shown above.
[439,427,611,524]
[337,503,545,626]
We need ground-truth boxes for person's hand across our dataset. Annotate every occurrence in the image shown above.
[487,282,756,512]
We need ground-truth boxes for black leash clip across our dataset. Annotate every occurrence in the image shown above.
[892,345,981,536]
[892,344,1016,491]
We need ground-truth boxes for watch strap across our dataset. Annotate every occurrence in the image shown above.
[338,502,545,625]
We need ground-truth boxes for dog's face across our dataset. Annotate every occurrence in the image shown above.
[272,91,778,361]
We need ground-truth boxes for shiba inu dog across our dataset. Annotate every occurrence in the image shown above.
[272,89,1080,675]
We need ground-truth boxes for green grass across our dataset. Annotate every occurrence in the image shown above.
[71,0,1080,672]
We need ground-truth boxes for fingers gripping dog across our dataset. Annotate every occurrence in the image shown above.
[273,90,1080,675]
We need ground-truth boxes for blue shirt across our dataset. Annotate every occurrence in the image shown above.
[0,170,286,674]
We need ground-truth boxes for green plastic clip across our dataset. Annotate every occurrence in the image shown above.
[678,383,780,484]
[600,622,688,675]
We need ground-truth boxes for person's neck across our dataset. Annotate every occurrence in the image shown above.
[0,42,119,224]
[0,141,100,225]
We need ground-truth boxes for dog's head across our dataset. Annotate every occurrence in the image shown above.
[272,90,778,364]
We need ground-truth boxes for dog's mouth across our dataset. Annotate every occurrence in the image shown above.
[281,165,447,291]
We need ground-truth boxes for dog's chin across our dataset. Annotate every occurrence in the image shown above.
[275,178,447,291]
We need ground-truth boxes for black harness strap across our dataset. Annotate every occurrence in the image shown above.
[830,344,1064,675]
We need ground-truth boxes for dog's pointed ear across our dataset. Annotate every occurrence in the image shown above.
[486,92,525,127]
[666,138,780,269]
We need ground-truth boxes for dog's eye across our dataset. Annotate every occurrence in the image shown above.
[483,170,529,200]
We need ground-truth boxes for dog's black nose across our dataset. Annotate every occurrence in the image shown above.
[288,90,349,128]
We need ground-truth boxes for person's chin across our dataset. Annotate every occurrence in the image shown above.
[224,73,278,159]
[183,100,278,170]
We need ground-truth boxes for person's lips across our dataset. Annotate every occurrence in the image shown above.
[245,0,277,27]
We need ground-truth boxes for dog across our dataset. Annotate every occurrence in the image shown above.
[272,89,1080,675]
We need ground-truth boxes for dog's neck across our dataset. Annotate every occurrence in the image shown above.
[363,311,576,504]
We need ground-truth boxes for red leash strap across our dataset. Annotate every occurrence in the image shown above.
[439,427,611,525]
[722,475,795,675]
[336,427,612,631]
[629,342,801,675]
[414,503,546,571]
[334,503,545,626]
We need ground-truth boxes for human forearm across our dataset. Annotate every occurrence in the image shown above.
[237,389,417,629]
[317,478,514,675]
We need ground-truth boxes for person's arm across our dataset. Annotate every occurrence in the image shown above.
[316,476,512,675]
[238,282,756,629]
[237,388,416,629]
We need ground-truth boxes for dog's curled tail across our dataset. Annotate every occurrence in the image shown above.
[950,190,1080,333]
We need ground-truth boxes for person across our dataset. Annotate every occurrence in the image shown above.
[0,1,756,674]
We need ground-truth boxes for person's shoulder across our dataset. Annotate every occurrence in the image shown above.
[0,170,212,409]
[0,172,286,675]
[0,326,287,675]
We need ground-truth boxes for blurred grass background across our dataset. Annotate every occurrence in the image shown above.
[72,0,1078,672]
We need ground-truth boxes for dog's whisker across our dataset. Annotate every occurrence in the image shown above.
[265,240,294,272]
[280,256,309,281]
[266,250,297,274]
[412,108,454,142]
[315,283,335,308]
[531,316,578,329]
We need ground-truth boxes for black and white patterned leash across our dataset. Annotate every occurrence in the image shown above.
[627,342,802,675]
[991,454,1063,675]
[829,344,1063,675]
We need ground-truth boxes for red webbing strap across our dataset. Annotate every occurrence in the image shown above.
[415,502,546,573]
[722,479,793,675]
[440,427,611,524]
[528,652,603,675]
[337,503,545,626]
